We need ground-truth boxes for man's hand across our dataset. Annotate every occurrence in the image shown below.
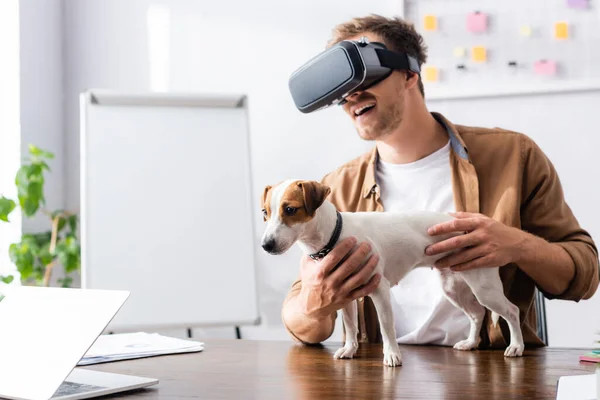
[424,212,529,271]
[296,236,381,320]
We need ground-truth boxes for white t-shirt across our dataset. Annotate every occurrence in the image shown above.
[375,140,470,346]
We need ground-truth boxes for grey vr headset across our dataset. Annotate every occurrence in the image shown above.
[288,36,421,113]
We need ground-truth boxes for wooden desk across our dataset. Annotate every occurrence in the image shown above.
[86,339,597,399]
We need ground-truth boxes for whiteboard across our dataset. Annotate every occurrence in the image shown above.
[79,90,260,332]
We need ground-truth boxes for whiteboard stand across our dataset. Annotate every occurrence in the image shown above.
[80,90,261,339]
[184,327,240,339]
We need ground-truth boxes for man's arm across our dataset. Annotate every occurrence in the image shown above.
[513,232,575,296]
[281,279,337,344]
[517,135,599,300]
[424,208,594,298]
[281,238,381,344]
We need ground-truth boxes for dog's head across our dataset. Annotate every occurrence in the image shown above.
[260,179,331,255]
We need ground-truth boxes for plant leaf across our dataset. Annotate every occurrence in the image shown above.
[33,264,45,285]
[55,235,81,273]
[15,166,30,197]
[39,242,53,266]
[0,275,14,284]
[22,197,40,217]
[15,163,45,217]
[20,234,41,248]
[27,163,44,179]
[31,231,52,248]
[9,240,36,279]
[51,211,67,232]
[38,160,50,172]
[0,196,16,222]
[57,217,66,232]
[10,235,41,281]
[57,276,73,288]
[68,215,78,233]
[65,235,80,253]
[27,181,44,201]
[64,254,80,273]
[29,144,54,160]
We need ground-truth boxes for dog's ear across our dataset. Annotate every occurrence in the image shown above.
[298,181,331,216]
[262,185,272,206]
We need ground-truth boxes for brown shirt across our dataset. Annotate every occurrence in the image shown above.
[283,112,599,348]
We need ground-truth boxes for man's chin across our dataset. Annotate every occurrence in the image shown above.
[356,127,381,141]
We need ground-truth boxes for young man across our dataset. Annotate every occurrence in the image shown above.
[281,15,599,348]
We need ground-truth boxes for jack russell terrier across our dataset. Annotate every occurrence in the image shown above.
[260,179,524,367]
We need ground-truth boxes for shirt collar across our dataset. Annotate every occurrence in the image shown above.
[361,112,469,198]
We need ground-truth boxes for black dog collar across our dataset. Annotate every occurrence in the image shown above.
[309,211,343,260]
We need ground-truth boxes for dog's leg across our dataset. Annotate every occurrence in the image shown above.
[439,270,485,351]
[334,300,359,359]
[369,281,402,367]
[461,269,525,357]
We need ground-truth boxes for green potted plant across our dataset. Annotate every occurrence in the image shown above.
[0,145,81,295]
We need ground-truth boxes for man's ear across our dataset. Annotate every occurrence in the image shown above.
[405,71,419,90]
[262,185,272,206]
[298,181,331,216]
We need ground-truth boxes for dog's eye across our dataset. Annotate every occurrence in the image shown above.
[284,207,297,216]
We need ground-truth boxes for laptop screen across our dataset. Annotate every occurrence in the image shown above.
[0,286,129,400]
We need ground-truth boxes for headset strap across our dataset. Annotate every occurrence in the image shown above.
[375,48,421,74]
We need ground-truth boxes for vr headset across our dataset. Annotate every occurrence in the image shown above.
[288,36,421,113]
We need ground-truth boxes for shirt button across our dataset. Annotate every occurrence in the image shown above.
[370,186,378,194]
[359,297,364,302]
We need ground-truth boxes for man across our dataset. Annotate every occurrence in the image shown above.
[281,15,599,348]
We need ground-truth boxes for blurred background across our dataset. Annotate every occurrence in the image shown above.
[0,0,598,348]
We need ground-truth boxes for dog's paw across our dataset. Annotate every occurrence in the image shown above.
[383,349,403,367]
[453,339,480,351]
[504,343,524,357]
[333,342,358,360]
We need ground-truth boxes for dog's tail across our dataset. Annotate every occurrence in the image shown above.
[491,311,500,327]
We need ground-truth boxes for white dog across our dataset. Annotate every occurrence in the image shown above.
[260,179,525,367]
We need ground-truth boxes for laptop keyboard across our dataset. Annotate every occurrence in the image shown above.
[51,381,106,398]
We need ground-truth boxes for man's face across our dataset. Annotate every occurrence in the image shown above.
[341,32,410,141]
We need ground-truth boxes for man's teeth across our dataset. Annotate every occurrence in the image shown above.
[355,103,376,116]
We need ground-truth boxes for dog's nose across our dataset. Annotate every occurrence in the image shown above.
[262,239,276,253]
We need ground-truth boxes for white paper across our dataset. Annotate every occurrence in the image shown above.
[78,332,204,365]
[556,372,599,400]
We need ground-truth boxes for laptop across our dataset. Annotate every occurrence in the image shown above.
[0,286,158,400]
